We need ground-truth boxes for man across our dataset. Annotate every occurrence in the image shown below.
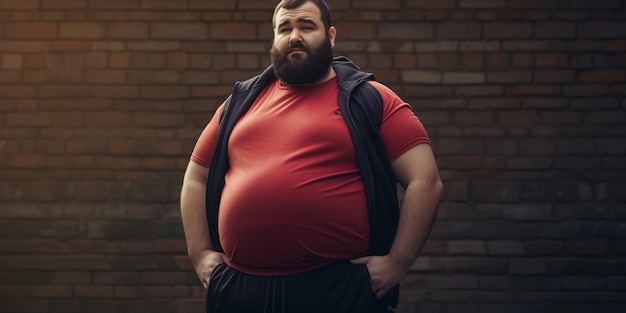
[180,0,442,312]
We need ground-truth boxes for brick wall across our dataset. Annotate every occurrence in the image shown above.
[0,0,625,312]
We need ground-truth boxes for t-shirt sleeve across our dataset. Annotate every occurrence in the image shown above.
[368,81,430,161]
[190,103,225,168]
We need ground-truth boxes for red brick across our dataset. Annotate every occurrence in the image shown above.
[66,139,107,154]
[189,0,235,9]
[438,52,459,70]
[142,0,187,10]
[1,54,22,69]
[579,69,626,83]
[140,86,190,99]
[499,111,539,127]
[0,285,32,297]
[114,286,189,298]
[0,70,20,83]
[0,0,39,9]
[436,22,481,40]
[41,0,88,9]
[22,70,84,84]
[526,10,551,20]
[379,23,433,40]
[354,0,402,9]
[91,86,140,98]
[98,157,141,169]
[132,112,186,127]
[39,98,111,110]
[486,53,510,69]
[455,85,503,96]
[522,97,567,110]
[443,72,485,84]
[130,52,168,68]
[0,256,72,270]
[74,285,113,298]
[451,111,496,126]
[512,53,533,68]
[128,70,180,84]
[604,40,626,52]
[109,52,130,68]
[137,141,186,156]
[334,22,377,40]
[142,157,177,169]
[535,22,576,39]
[406,0,455,8]
[209,23,257,40]
[84,111,131,127]
[33,285,73,298]
[469,98,520,110]
[438,156,483,169]
[59,23,105,39]
[108,22,149,39]
[505,85,562,96]
[484,22,532,39]
[0,300,48,312]
[486,70,533,84]
[394,54,417,69]
[6,112,51,127]
[85,70,127,84]
[0,40,49,52]
[38,85,90,98]
[460,0,506,8]
[5,23,58,39]
[93,41,125,51]
[10,154,45,168]
[88,0,140,9]
[22,53,46,68]
[510,0,555,8]
[49,40,93,52]
[189,53,213,69]
[579,21,626,38]
[181,71,218,85]
[49,111,84,127]
[536,53,569,68]
[108,139,136,155]
[152,22,208,40]
[167,53,189,69]
[460,53,484,70]
[535,70,576,83]
[570,98,621,110]
[9,12,34,22]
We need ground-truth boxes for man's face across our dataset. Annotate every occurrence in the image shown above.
[271,1,336,85]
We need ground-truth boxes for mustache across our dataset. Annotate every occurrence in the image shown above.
[288,42,308,52]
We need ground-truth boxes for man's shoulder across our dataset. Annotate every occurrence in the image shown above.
[365,80,400,99]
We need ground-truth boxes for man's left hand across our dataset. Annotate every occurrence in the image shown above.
[350,255,407,300]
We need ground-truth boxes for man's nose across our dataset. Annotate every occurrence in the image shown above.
[289,29,303,44]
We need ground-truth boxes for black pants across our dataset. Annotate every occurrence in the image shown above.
[206,261,395,313]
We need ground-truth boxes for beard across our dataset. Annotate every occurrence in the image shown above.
[271,36,333,85]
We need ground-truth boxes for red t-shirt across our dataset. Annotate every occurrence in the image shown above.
[191,77,429,275]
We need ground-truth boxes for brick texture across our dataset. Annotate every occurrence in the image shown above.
[1,1,625,313]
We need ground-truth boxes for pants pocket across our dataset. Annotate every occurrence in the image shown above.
[208,263,227,290]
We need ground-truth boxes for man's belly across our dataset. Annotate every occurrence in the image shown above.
[218,168,370,276]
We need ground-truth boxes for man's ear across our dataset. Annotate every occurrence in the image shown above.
[328,26,336,48]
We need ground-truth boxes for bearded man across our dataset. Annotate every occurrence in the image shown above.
[180,1,442,312]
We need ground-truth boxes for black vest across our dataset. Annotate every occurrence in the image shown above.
[205,56,400,306]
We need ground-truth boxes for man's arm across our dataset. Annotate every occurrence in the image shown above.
[352,143,442,299]
[180,161,227,289]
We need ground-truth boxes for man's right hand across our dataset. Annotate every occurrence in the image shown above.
[191,250,228,289]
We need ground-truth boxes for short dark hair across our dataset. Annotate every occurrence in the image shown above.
[272,0,332,31]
